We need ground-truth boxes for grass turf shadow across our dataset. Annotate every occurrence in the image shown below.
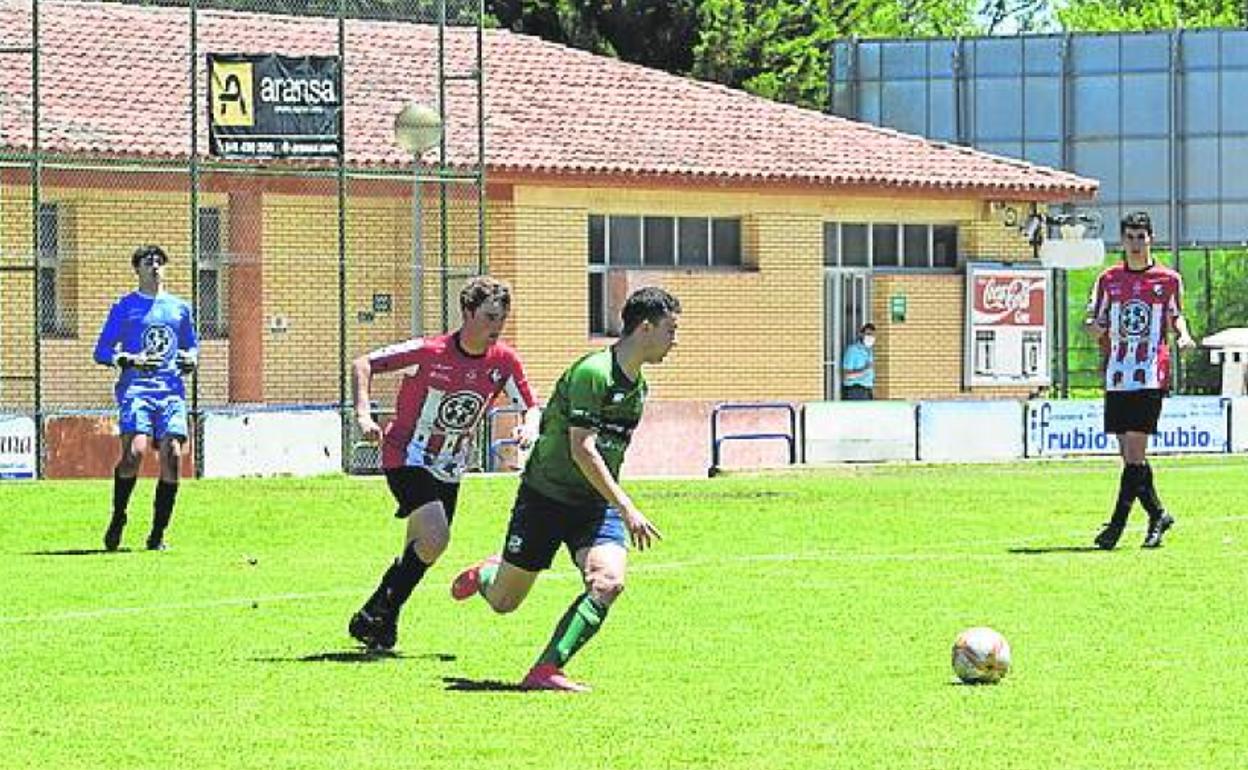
[255,651,456,664]
[1007,545,1104,554]
[442,676,531,692]
[26,548,134,556]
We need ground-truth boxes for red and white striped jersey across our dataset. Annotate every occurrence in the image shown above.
[1087,263,1184,392]
[369,332,536,480]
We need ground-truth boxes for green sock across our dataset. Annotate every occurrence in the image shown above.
[477,561,499,595]
[536,593,608,668]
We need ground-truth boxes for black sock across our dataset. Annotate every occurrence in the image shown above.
[1136,462,1166,522]
[1109,464,1145,528]
[151,480,178,541]
[112,470,137,518]
[363,542,429,618]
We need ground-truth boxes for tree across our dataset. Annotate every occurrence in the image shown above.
[1054,0,1242,30]
[487,1,700,73]
[691,0,980,110]
[692,1,838,110]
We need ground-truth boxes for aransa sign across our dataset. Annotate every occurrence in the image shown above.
[208,54,341,159]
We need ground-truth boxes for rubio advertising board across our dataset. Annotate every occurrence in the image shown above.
[1026,396,1229,457]
[208,53,341,159]
[0,414,36,479]
[965,263,1051,388]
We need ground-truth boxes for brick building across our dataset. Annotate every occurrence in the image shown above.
[0,1,1096,425]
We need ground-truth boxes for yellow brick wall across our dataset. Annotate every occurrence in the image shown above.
[0,186,231,410]
[0,181,1051,412]
[493,187,831,401]
[499,187,1042,402]
[870,201,1046,400]
[962,200,1044,263]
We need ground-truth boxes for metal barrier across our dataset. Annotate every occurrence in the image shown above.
[485,404,526,472]
[708,402,799,477]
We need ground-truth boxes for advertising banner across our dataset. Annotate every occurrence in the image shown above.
[208,53,341,159]
[965,263,1051,387]
[803,401,917,462]
[918,401,1025,462]
[202,409,342,478]
[0,415,36,479]
[1025,396,1229,457]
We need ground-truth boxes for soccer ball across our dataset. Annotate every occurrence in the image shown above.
[951,627,1011,684]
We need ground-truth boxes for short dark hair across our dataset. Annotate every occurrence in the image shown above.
[131,244,168,268]
[621,286,681,336]
[861,322,876,334]
[459,275,511,314]
[1120,210,1153,236]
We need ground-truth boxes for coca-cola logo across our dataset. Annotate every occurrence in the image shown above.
[977,276,1043,325]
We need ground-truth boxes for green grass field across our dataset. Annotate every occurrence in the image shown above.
[3,458,1247,769]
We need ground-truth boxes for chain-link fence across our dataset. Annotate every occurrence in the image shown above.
[0,0,485,476]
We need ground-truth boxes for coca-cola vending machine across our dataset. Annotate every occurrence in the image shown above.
[965,263,1051,388]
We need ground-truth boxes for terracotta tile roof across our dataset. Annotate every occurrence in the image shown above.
[0,1,1097,198]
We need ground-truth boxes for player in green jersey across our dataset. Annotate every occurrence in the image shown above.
[450,286,680,692]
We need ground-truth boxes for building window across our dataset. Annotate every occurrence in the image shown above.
[38,202,76,338]
[975,330,996,375]
[823,221,960,269]
[588,213,743,335]
[933,225,958,268]
[197,207,228,338]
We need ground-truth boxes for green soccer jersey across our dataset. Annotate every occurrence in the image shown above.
[523,347,648,506]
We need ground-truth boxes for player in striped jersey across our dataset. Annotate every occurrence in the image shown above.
[1085,211,1195,550]
[347,276,538,651]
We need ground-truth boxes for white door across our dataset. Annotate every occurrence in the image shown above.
[824,269,871,400]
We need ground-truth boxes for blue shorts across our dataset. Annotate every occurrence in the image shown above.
[501,483,628,572]
[119,394,188,441]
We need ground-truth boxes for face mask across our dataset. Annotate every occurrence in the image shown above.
[862,335,876,348]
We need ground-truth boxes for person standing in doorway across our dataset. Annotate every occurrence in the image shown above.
[841,322,876,400]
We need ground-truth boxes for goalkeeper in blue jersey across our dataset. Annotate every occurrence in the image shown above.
[92,245,199,551]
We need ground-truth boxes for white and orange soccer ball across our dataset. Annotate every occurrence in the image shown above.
[951,627,1011,684]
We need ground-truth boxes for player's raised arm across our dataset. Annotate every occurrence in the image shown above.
[351,353,381,443]
[175,301,200,374]
[567,426,661,550]
[1083,273,1109,339]
[93,302,124,367]
[1169,275,1197,349]
[500,353,540,449]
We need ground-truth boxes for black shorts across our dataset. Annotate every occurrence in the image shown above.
[384,466,460,521]
[842,384,873,401]
[1104,389,1165,435]
[500,483,628,572]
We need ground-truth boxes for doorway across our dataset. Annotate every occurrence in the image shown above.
[824,268,871,400]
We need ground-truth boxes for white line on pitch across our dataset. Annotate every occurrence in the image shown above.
[4,513,1246,625]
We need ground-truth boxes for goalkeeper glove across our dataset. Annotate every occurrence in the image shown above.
[176,350,198,375]
[112,351,140,370]
[114,351,160,371]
